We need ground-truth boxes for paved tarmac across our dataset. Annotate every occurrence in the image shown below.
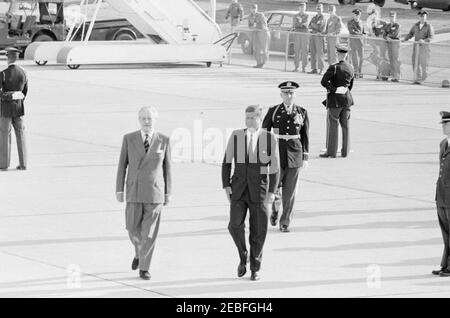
[0,58,449,298]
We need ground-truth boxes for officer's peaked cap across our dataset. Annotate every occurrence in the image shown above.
[278,81,299,90]
[440,111,450,123]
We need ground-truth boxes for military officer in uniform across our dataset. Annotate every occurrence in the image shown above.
[225,0,244,34]
[262,82,309,232]
[402,10,434,84]
[383,11,401,82]
[433,111,450,277]
[347,9,365,78]
[222,105,280,281]
[320,45,355,158]
[292,2,310,73]
[308,4,326,75]
[0,47,28,171]
[248,4,270,68]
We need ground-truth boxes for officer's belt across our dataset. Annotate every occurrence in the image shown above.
[274,134,300,140]
[3,91,24,100]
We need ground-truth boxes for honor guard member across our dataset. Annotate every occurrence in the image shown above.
[383,11,401,82]
[308,4,326,75]
[433,111,450,277]
[320,45,354,158]
[262,81,310,232]
[248,4,270,68]
[225,0,244,34]
[402,10,434,84]
[292,2,310,73]
[0,47,28,171]
[347,9,365,78]
[325,5,343,66]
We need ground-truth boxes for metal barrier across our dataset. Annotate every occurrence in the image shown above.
[228,27,450,86]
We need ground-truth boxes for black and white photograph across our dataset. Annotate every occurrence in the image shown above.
[1,0,450,301]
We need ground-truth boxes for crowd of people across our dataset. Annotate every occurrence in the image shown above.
[226,0,435,84]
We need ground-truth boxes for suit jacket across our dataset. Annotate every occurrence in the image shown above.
[0,64,28,118]
[262,104,309,168]
[436,138,450,207]
[321,60,354,109]
[222,128,280,203]
[116,131,172,204]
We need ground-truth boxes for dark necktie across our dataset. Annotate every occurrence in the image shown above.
[144,134,150,153]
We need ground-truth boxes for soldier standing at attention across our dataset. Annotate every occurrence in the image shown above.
[383,11,401,82]
[433,111,450,277]
[292,2,310,73]
[308,3,326,75]
[225,0,244,34]
[320,46,355,159]
[324,5,343,66]
[0,47,28,171]
[262,82,310,233]
[402,10,434,84]
[248,4,270,69]
[347,9,365,78]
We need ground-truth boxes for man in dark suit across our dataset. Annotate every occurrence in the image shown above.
[222,105,280,281]
[433,111,450,277]
[320,45,355,158]
[0,47,28,171]
[262,82,309,233]
[116,106,172,280]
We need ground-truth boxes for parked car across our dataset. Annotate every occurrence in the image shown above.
[395,0,450,11]
[338,0,386,6]
[237,10,349,56]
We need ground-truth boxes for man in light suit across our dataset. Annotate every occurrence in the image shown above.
[0,47,28,171]
[222,105,280,281]
[433,111,450,277]
[116,106,172,280]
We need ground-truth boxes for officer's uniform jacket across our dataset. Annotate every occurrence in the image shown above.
[262,104,309,168]
[348,18,365,36]
[326,14,342,35]
[436,138,450,207]
[309,13,326,34]
[225,3,244,22]
[248,12,268,30]
[384,22,401,40]
[0,64,28,118]
[321,60,355,108]
[292,12,309,32]
[404,22,434,43]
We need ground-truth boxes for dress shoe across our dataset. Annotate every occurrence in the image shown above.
[237,263,247,277]
[250,271,260,281]
[16,165,26,170]
[307,69,317,74]
[292,68,299,72]
[0,168,7,171]
[439,269,450,277]
[139,270,151,280]
[359,74,364,78]
[318,69,323,75]
[280,225,290,233]
[391,78,399,82]
[270,212,278,226]
[432,268,445,275]
[131,257,139,271]
[319,153,336,158]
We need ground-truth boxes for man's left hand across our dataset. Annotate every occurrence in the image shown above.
[164,195,171,206]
